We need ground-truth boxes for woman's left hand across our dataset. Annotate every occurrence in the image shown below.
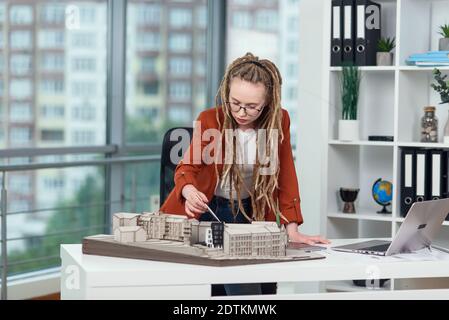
[286,223,331,245]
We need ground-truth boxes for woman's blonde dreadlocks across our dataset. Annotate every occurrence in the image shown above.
[214,52,286,222]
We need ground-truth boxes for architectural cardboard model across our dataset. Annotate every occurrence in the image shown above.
[83,211,325,266]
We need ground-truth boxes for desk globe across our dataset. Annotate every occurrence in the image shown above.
[372,178,392,214]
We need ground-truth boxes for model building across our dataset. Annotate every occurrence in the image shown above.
[111,211,288,258]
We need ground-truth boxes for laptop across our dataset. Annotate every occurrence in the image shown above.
[332,198,449,256]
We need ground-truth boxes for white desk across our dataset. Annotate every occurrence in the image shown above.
[60,239,449,299]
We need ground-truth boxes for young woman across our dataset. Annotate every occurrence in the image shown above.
[160,52,329,295]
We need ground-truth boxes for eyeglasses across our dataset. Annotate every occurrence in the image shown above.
[225,101,264,116]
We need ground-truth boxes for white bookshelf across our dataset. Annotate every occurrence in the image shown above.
[321,0,449,247]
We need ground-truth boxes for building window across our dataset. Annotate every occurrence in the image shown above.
[72,82,96,96]
[10,127,32,145]
[255,10,278,31]
[40,53,65,71]
[288,16,298,30]
[169,82,191,100]
[287,86,297,100]
[169,8,192,28]
[71,33,96,48]
[80,7,96,24]
[195,34,206,53]
[72,57,96,72]
[137,3,160,26]
[40,3,65,24]
[38,30,65,48]
[287,63,298,77]
[8,200,31,213]
[10,54,32,75]
[137,107,159,120]
[10,79,32,99]
[72,130,95,145]
[137,33,160,51]
[10,31,32,49]
[195,59,206,76]
[10,5,33,25]
[168,33,192,53]
[10,103,32,122]
[168,105,191,123]
[196,7,207,28]
[9,175,31,193]
[232,11,252,29]
[41,105,65,119]
[43,177,65,190]
[0,55,3,72]
[41,79,64,94]
[41,129,64,142]
[72,104,96,121]
[288,39,298,53]
[0,4,5,24]
[140,56,156,73]
[139,80,159,95]
[0,80,3,97]
[169,58,192,76]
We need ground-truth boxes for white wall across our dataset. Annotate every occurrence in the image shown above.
[297,0,326,235]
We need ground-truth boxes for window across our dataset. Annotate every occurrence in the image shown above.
[38,30,65,48]
[43,177,65,190]
[168,105,191,123]
[196,7,207,28]
[10,31,32,49]
[0,80,3,97]
[40,53,65,71]
[139,80,159,95]
[72,130,95,145]
[255,10,278,31]
[227,0,300,148]
[71,33,96,48]
[10,54,32,75]
[169,82,191,100]
[41,79,64,94]
[10,5,33,25]
[40,3,65,24]
[168,33,192,53]
[72,57,96,72]
[10,127,32,145]
[72,82,96,96]
[80,7,96,24]
[0,4,5,24]
[140,56,156,73]
[72,104,96,121]
[195,34,206,52]
[10,103,32,122]
[0,54,4,73]
[232,11,252,29]
[10,79,32,99]
[169,57,192,76]
[41,105,65,119]
[137,33,160,51]
[137,3,160,26]
[127,0,207,145]
[169,8,192,28]
[9,175,31,193]
[41,129,64,142]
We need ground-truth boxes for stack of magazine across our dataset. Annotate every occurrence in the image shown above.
[406,51,449,66]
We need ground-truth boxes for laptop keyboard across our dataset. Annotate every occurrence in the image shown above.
[360,243,390,252]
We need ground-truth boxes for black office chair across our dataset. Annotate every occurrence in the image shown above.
[159,127,193,206]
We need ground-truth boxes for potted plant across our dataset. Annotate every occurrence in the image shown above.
[376,37,396,66]
[339,65,361,141]
[431,68,449,142]
[438,24,449,51]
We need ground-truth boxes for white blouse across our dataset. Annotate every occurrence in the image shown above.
[214,129,257,199]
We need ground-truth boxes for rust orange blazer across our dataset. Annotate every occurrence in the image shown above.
[160,106,303,226]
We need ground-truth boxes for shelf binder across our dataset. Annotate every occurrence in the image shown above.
[355,0,381,66]
[400,148,416,217]
[428,149,448,201]
[342,0,355,64]
[331,0,343,66]
[415,149,428,203]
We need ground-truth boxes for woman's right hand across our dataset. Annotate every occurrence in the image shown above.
[181,184,209,218]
